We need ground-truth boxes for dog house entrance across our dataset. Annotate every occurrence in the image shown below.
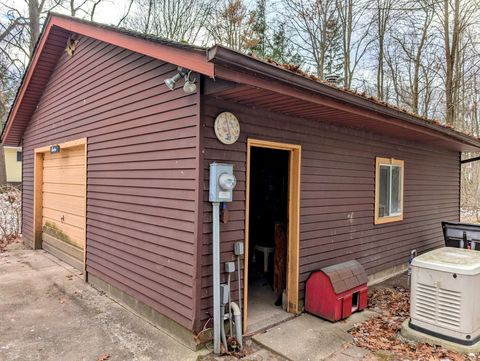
[352,292,359,312]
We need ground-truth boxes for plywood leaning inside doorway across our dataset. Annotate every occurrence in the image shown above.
[34,139,87,271]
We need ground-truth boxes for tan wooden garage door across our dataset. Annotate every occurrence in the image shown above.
[41,144,86,271]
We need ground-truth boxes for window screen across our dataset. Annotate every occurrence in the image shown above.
[375,158,404,224]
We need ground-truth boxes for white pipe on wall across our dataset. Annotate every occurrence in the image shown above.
[237,255,242,322]
[230,302,243,349]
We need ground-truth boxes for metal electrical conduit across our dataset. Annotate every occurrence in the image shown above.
[212,201,221,354]
[209,163,238,355]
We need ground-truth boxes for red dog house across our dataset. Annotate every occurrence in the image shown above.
[305,260,368,322]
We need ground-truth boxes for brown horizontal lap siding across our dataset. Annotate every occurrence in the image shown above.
[22,37,200,330]
[198,96,459,325]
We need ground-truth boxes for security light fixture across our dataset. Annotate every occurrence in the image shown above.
[164,67,197,94]
[183,71,197,94]
[164,69,183,90]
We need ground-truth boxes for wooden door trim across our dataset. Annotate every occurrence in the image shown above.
[34,138,87,154]
[244,138,301,332]
[33,138,87,276]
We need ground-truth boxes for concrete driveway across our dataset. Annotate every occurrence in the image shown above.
[0,248,201,361]
[0,246,385,361]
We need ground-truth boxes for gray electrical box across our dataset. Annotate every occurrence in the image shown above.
[234,242,244,256]
[209,163,237,203]
[225,261,235,273]
[220,284,230,305]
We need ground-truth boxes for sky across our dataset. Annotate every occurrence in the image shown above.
[4,0,376,92]
[85,0,130,25]
[6,0,129,25]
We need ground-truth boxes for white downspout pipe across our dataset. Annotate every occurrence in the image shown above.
[237,254,242,322]
[230,302,243,349]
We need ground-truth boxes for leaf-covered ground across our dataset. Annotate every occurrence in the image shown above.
[350,286,478,361]
[0,236,22,252]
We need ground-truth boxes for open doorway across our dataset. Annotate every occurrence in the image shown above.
[248,147,289,328]
[244,139,301,333]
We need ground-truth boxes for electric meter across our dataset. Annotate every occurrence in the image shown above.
[209,163,236,202]
[219,173,236,191]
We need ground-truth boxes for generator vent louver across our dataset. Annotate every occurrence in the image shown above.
[415,283,462,329]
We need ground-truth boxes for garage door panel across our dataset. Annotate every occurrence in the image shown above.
[43,166,85,184]
[42,157,85,168]
[42,233,84,271]
[41,143,86,271]
[42,183,85,198]
[42,154,85,168]
[42,193,86,217]
[42,218,84,248]
[42,208,85,229]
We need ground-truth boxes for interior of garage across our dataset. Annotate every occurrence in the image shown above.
[247,147,290,330]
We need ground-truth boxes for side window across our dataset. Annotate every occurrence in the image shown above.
[375,157,404,224]
[16,151,22,162]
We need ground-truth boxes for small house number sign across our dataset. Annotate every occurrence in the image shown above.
[50,145,61,154]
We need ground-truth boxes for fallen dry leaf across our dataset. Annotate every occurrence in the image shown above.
[350,287,476,361]
[96,352,110,361]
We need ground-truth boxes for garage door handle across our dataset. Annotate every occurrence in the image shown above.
[61,215,65,223]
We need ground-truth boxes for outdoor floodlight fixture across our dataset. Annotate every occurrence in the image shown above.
[164,68,184,90]
[183,71,197,94]
[164,67,197,94]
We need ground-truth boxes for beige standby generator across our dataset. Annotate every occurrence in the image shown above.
[410,247,480,345]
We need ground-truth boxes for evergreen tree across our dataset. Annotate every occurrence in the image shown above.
[323,11,343,79]
[249,0,267,56]
[268,22,302,66]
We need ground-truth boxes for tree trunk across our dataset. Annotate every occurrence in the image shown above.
[0,147,7,186]
[28,0,41,55]
[444,0,460,126]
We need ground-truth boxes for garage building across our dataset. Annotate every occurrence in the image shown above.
[3,13,480,348]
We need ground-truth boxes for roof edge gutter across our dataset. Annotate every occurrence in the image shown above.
[207,45,480,151]
[461,156,480,164]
